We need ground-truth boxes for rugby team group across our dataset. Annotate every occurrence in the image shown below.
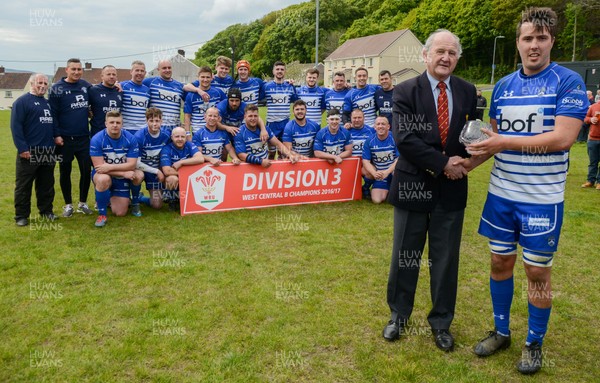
[12,53,398,228]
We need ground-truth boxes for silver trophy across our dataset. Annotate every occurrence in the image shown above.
[459,120,492,154]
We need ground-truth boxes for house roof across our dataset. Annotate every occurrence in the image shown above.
[391,68,420,77]
[0,72,31,90]
[51,66,131,85]
[148,54,199,73]
[325,30,412,61]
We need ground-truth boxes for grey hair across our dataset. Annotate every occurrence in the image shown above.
[423,29,462,58]
[29,73,48,83]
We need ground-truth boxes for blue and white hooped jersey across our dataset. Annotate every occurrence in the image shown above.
[184,88,226,133]
[297,85,326,125]
[193,128,231,159]
[211,75,234,94]
[134,128,170,170]
[121,81,150,132]
[489,62,587,204]
[144,77,184,129]
[314,127,351,156]
[90,130,139,172]
[159,141,199,168]
[235,78,264,105]
[263,81,298,123]
[282,119,321,157]
[348,125,375,157]
[343,85,380,126]
[234,124,274,160]
[362,133,399,171]
[324,88,349,113]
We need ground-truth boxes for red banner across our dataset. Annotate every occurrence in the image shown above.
[178,158,362,214]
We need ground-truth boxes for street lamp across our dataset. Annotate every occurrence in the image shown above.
[315,0,319,67]
[491,35,505,85]
[230,36,236,78]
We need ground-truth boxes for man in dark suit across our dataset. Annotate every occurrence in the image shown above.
[383,29,477,352]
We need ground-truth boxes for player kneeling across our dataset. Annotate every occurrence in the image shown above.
[234,104,300,167]
[160,127,204,211]
[361,116,399,204]
[90,111,144,227]
[314,109,353,165]
[193,107,241,166]
[134,108,171,210]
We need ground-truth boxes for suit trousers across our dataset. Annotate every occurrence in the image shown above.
[386,204,464,330]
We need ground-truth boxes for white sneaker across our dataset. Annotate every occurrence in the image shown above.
[77,202,93,215]
[62,205,74,217]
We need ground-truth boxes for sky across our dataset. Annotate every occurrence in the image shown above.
[0,0,306,76]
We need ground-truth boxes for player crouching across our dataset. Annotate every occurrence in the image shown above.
[160,127,204,211]
[361,116,399,204]
[90,111,144,227]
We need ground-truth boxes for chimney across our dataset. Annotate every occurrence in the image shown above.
[0,66,4,75]
[84,62,92,71]
[177,49,185,57]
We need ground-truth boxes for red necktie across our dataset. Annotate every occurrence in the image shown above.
[437,82,449,147]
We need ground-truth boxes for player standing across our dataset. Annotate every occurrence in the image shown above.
[262,61,298,159]
[234,60,264,106]
[88,65,122,137]
[457,7,589,374]
[49,58,94,217]
[121,60,151,134]
[183,66,226,136]
[375,70,394,125]
[11,74,58,226]
[343,67,380,127]
[324,71,349,114]
[297,68,326,126]
[143,59,184,134]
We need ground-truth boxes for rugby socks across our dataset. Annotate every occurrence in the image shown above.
[490,276,513,336]
[95,189,110,216]
[526,302,551,346]
[362,176,374,189]
[130,183,141,205]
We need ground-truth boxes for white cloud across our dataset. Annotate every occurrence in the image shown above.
[0,28,32,43]
[0,0,306,74]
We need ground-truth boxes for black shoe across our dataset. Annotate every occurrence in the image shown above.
[517,342,543,375]
[16,218,29,226]
[168,199,180,211]
[382,320,403,342]
[41,213,58,222]
[433,329,454,352]
[474,330,511,357]
[362,186,371,200]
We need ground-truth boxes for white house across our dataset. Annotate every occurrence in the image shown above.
[0,67,32,109]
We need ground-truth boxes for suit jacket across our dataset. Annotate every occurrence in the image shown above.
[388,72,477,212]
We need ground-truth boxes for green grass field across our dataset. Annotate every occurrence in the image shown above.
[0,109,599,382]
